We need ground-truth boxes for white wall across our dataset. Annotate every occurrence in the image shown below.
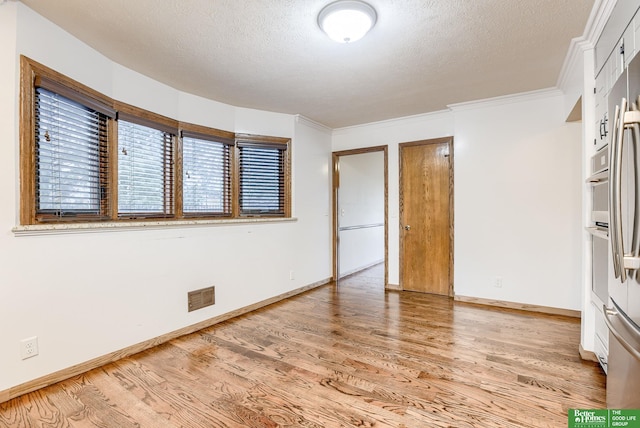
[453,91,582,310]
[332,91,583,310]
[292,116,333,284]
[338,151,385,276]
[0,3,332,393]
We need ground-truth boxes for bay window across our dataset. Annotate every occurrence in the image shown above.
[20,56,291,226]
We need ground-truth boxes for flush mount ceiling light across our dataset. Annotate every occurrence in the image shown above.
[318,0,377,43]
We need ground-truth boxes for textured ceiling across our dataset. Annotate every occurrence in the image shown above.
[19,0,594,128]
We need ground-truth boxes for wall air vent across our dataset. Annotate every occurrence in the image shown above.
[188,286,215,312]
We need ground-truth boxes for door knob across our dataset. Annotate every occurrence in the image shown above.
[405,225,411,231]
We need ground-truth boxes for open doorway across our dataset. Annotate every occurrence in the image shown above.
[332,146,388,288]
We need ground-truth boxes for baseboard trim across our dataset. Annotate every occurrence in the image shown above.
[386,283,402,291]
[454,295,581,318]
[1,277,331,405]
[579,344,599,362]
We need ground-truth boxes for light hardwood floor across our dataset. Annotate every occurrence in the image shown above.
[0,264,605,427]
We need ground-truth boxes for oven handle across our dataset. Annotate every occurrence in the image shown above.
[587,169,608,184]
[603,305,640,362]
[586,227,608,239]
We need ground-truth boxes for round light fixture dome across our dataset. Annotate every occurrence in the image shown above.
[318,0,377,43]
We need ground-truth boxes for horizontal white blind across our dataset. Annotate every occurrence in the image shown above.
[35,87,108,219]
[118,120,174,216]
[182,135,231,215]
[238,143,286,215]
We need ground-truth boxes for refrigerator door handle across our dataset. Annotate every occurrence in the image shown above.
[604,305,640,362]
[610,104,621,279]
[612,101,626,282]
[630,107,640,279]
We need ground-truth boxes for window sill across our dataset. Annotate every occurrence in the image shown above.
[12,217,298,237]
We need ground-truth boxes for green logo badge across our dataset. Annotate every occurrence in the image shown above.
[569,410,640,428]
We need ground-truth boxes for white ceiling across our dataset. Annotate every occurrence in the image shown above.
[19,0,595,128]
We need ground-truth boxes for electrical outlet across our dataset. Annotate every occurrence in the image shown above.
[20,336,39,360]
[289,270,295,280]
[494,277,503,288]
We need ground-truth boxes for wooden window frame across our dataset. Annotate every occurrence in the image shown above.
[20,57,116,225]
[235,134,292,218]
[19,56,292,226]
[114,102,179,220]
[180,123,235,219]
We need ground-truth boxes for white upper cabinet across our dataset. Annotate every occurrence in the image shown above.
[592,6,640,152]
[624,20,637,69]
[595,1,640,77]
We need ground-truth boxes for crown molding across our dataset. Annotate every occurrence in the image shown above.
[584,0,618,46]
[447,88,562,112]
[556,37,592,91]
[556,0,617,91]
[332,109,451,135]
[294,115,332,134]
[333,88,563,133]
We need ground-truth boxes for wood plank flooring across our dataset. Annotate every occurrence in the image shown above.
[0,264,606,427]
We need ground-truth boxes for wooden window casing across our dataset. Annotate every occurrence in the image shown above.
[115,103,178,220]
[181,124,235,218]
[35,88,109,219]
[20,57,115,225]
[19,56,291,226]
[235,134,291,218]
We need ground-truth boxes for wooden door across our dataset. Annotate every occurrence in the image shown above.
[400,138,453,295]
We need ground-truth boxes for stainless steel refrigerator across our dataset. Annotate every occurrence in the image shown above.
[606,52,640,409]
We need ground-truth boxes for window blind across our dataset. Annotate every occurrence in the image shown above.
[118,120,174,216]
[35,87,110,220]
[182,133,232,216]
[238,142,286,215]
